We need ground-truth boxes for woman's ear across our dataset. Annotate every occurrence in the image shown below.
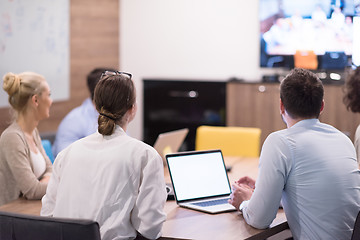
[31,94,39,107]
[128,103,137,123]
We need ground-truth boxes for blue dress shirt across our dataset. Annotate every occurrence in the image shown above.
[52,98,98,157]
[241,119,360,239]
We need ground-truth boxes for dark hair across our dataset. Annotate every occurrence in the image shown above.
[94,73,135,135]
[280,68,324,119]
[87,68,117,100]
[343,67,360,113]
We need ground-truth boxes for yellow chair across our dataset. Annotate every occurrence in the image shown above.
[195,126,261,158]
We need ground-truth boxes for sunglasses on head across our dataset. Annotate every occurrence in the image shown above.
[100,71,132,80]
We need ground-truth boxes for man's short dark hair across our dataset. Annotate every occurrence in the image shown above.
[87,68,117,100]
[280,68,324,119]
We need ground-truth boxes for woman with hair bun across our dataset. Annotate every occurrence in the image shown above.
[0,72,53,206]
[41,71,167,240]
[343,66,360,162]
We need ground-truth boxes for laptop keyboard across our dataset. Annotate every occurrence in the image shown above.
[192,198,230,207]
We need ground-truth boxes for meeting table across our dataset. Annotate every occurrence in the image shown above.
[0,156,288,240]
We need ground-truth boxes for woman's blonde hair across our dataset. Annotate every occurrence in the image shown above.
[3,72,46,113]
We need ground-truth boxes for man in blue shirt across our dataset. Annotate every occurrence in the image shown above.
[229,68,360,239]
[52,68,116,157]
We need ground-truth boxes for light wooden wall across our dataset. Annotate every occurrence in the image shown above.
[0,0,119,135]
[227,82,360,145]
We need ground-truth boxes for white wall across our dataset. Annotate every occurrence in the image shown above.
[120,0,276,140]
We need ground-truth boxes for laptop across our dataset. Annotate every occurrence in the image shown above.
[153,128,189,165]
[166,149,236,214]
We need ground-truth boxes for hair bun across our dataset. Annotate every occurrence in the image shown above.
[3,72,21,96]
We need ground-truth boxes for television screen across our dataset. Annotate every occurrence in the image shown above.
[260,0,357,70]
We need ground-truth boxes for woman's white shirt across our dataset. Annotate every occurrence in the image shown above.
[41,125,167,240]
[30,149,46,179]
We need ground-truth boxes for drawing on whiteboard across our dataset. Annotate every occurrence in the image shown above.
[0,0,70,108]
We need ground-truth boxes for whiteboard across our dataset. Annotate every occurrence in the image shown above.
[0,0,69,108]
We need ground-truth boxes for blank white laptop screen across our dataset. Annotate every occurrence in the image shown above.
[167,150,231,201]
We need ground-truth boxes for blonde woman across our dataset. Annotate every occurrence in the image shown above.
[0,72,53,206]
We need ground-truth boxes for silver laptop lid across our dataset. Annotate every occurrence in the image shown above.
[166,149,232,203]
[153,128,189,164]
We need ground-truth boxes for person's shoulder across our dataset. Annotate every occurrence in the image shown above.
[62,105,84,120]
[57,104,91,130]
[318,121,346,135]
[62,99,96,122]
[128,135,154,149]
[267,129,288,140]
[0,123,23,140]
[356,124,360,135]
[126,136,160,158]
[317,121,354,143]
[0,123,25,147]
[262,129,290,148]
[55,132,96,157]
[67,130,98,146]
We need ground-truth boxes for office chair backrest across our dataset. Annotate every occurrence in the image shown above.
[352,210,360,240]
[0,211,101,240]
[195,126,262,158]
[41,139,55,163]
[294,50,318,70]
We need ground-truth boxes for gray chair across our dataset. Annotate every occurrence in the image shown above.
[0,211,101,240]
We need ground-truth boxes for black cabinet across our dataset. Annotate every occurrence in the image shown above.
[143,79,226,151]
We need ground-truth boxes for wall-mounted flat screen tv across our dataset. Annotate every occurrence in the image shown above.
[260,0,358,70]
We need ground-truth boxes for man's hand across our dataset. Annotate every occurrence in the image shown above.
[236,176,256,189]
[228,176,256,209]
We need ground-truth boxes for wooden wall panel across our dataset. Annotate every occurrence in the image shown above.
[227,82,360,146]
[227,82,284,145]
[0,0,119,135]
[320,84,360,140]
